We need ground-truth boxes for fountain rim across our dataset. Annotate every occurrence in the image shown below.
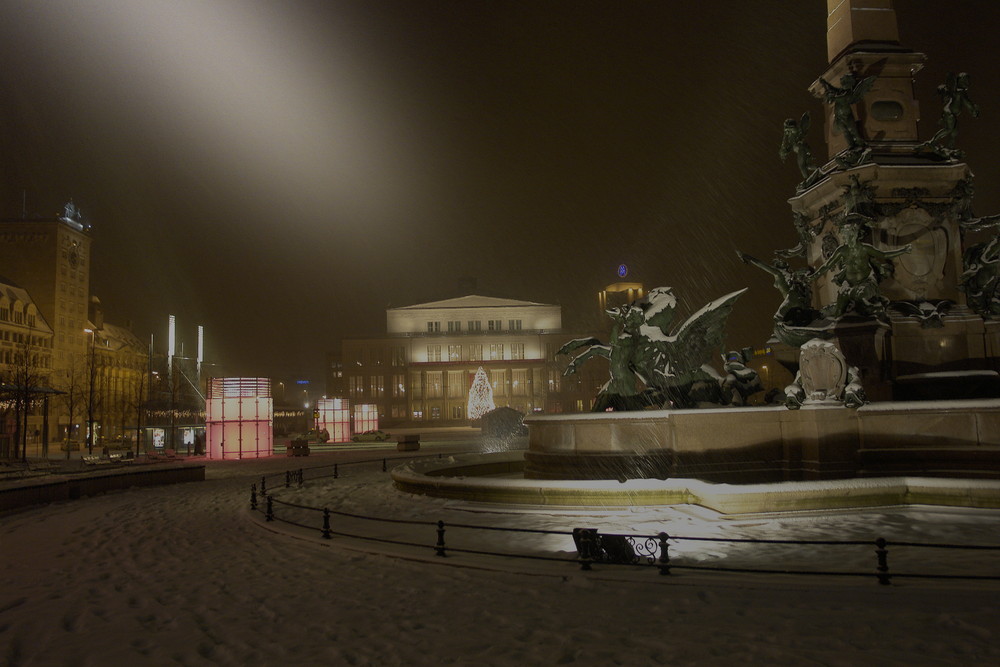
[390,451,1000,513]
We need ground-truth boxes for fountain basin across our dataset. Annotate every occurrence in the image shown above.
[389,452,1000,512]
[523,401,1000,482]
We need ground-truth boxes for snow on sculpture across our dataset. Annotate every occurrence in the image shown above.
[784,339,866,409]
[558,286,747,410]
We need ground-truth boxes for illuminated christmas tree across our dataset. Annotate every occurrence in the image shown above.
[467,366,495,420]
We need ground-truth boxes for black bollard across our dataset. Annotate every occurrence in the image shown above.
[657,532,671,576]
[875,537,891,585]
[250,483,258,511]
[265,495,274,522]
[435,520,447,557]
[298,468,304,487]
[322,508,332,539]
[260,475,267,496]
[382,458,387,472]
[285,470,291,488]
[573,528,599,571]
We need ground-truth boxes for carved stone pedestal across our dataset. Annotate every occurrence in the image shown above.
[830,318,892,401]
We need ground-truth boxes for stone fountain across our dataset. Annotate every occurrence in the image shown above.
[393,2,1000,509]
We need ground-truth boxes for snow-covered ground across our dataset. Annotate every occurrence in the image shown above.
[2,448,999,666]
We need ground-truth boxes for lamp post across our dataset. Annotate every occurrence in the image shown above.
[84,328,96,455]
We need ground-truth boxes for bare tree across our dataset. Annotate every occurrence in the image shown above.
[6,335,46,461]
[58,354,87,458]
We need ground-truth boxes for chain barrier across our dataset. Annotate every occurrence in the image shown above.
[248,456,1000,585]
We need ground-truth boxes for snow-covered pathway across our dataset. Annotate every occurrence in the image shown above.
[2,453,999,666]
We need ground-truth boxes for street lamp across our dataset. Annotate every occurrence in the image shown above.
[84,328,96,455]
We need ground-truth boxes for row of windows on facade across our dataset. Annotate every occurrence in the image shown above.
[346,368,575,399]
[384,399,588,420]
[0,330,51,347]
[0,350,51,368]
[60,279,86,301]
[0,306,38,328]
[348,340,536,367]
[427,319,522,333]
[59,293,86,314]
[425,342,526,362]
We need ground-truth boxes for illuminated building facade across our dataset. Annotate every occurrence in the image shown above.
[598,281,644,314]
[0,279,55,456]
[0,206,148,449]
[0,206,91,371]
[331,295,607,425]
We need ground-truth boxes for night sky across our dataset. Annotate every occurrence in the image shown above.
[2,1,999,383]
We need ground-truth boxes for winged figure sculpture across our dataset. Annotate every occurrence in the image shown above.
[558,287,747,410]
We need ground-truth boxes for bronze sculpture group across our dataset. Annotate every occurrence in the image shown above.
[559,287,748,410]
[563,62,999,414]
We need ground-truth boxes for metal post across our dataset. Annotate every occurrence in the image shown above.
[250,483,257,510]
[382,458,387,472]
[285,470,291,488]
[298,469,304,487]
[875,537,890,585]
[574,528,598,571]
[265,495,274,522]
[322,508,332,539]
[657,532,671,576]
[260,475,267,496]
[435,520,447,557]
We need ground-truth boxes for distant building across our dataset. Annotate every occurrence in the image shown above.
[329,295,607,425]
[0,206,148,451]
[0,278,55,456]
[0,206,92,371]
[598,281,644,315]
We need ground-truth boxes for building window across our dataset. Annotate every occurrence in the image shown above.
[392,374,406,397]
[447,370,465,398]
[426,371,443,398]
[369,376,384,397]
[392,346,406,366]
[426,345,441,362]
[448,345,462,362]
[427,321,440,333]
[548,369,561,392]
[508,319,522,330]
[468,320,482,332]
[410,373,423,398]
[447,321,461,333]
[489,344,504,361]
[511,343,524,360]
[413,410,423,420]
[349,376,364,397]
[468,344,482,361]
[451,405,464,419]
[491,371,506,396]
[431,407,441,420]
[512,369,528,396]
[488,319,503,331]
